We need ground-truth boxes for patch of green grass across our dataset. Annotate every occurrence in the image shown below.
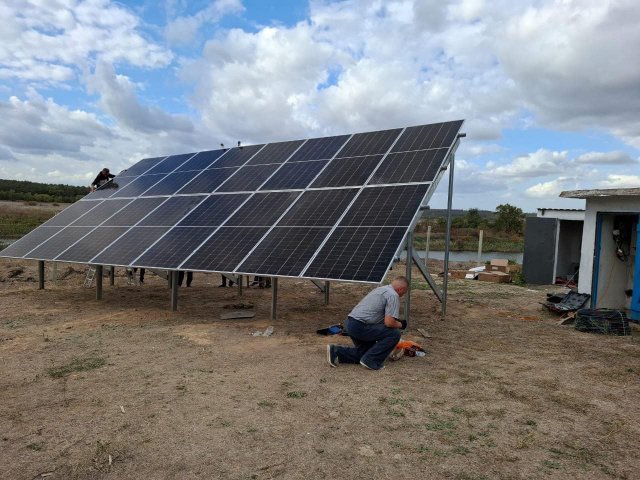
[257,400,275,407]
[541,460,562,470]
[286,391,307,399]
[26,442,42,451]
[379,396,408,407]
[525,419,537,427]
[387,409,406,418]
[424,415,456,432]
[453,446,471,455]
[46,356,106,378]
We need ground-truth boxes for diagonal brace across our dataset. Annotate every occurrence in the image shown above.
[411,250,443,303]
[310,279,327,293]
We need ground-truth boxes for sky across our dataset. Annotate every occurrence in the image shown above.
[0,0,639,212]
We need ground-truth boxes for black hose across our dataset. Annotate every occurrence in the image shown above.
[575,309,630,336]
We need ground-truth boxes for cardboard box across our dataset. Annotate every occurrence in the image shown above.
[488,259,509,273]
[478,272,511,283]
[450,270,469,279]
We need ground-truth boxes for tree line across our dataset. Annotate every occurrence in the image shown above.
[424,204,525,234]
[0,179,89,203]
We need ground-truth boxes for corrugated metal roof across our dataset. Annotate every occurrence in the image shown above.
[560,187,640,199]
[537,208,584,212]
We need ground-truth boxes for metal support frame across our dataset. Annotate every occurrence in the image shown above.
[412,250,442,302]
[109,266,115,286]
[442,153,455,316]
[38,260,45,290]
[324,281,330,306]
[237,275,243,296]
[271,277,278,320]
[170,270,179,311]
[96,265,103,300]
[310,280,330,305]
[404,231,413,321]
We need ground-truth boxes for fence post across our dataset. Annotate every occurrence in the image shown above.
[477,229,484,265]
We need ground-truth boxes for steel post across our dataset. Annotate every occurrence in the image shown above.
[442,154,455,316]
[237,275,243,296]
[171,271,179,311]
[109,266,115,286]
[324,281,330,306]
[271,277,278,320]
[404,231,413,321]
[96,265,103,300]
[38,261,45,290]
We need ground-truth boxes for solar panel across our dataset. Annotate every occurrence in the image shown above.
[92,227,170,266]
[176,168,238,195]
[246,140,304,165]
[56,227,130,263]
[137,196,206,226]
[70,199,132,226]
[278,189,358,226]
[0,227,63,257]
[310,155,383,188]
[85,176,137,199]
[236,227,331,277]
[141,170,202,196]
[178,194,250,226]
[287,135,350,162]
[24,227,94,260]
[175,149,225,172]
[1,120,464,283]
[135,227,217,269]
[216,163,280,192]
[260,160,328,191]
[181,227,270,272]
[369,149,447,184]
[110,174,166,198]
[120,156,166,176]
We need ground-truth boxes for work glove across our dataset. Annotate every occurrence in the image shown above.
[399,320,407,330]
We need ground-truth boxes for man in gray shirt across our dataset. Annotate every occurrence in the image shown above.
[327,276,409,370]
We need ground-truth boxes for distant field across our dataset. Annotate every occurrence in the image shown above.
[414,221,524,253]
[0,201,67,249]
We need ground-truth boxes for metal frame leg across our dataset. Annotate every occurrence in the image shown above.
[442,154,455,316]
[237,275,243,296]
[96,265,103,300]
[171,271,179,311]
[271,277,278,320]
[404,232,413,321]
[109,266,115,286]
[38,261,45,290]
[324,281,330,306]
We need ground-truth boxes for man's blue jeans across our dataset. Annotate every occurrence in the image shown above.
[335,317,401,370]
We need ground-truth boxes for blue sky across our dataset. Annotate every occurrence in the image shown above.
[0,0,638,212]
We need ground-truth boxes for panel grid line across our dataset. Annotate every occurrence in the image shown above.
[227,135,354,272]
[133,145,271,270]
[176,140,311,270]
[299,127,407,278]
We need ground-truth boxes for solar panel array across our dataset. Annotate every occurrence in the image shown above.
[0,120,464,283]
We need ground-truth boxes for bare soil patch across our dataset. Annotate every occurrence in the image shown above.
[1,259,638,479]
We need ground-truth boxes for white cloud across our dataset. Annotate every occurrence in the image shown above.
[0,0,172,84]
[525,178,572,198]
[574,151,637,165]
[86,62,194,135]
[489,149,567,178]
[165,0,244,45]
[597,174,640,188]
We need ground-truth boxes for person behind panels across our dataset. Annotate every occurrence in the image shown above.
[91,168,115,191]
[326,276,409,371]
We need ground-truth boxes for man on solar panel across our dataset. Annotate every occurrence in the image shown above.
[91,167,115,191]
[326,276,409,371]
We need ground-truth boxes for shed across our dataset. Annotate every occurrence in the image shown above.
[522,208,584,285]
[560,188,640,321]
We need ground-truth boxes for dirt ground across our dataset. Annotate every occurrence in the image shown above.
[1,259,638,480]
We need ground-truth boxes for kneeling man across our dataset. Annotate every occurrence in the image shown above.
[327,276,409,371]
